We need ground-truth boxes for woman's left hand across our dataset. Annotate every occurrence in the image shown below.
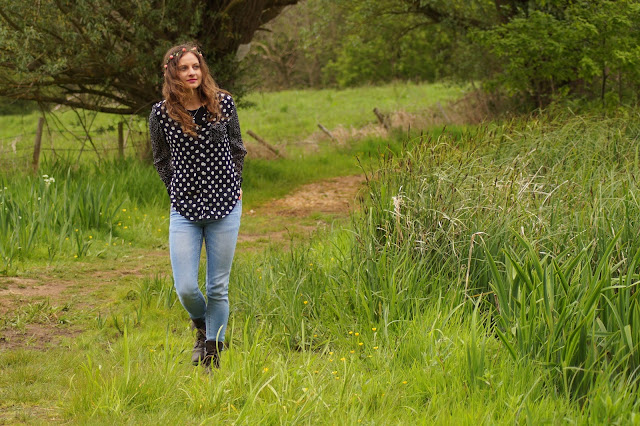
[239,189,243,200]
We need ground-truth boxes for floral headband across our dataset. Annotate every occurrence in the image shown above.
[164,47,203,69]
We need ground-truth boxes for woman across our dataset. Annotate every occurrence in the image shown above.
[149,42,246,370]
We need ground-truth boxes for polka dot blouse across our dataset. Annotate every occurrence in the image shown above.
[149,93,247,221]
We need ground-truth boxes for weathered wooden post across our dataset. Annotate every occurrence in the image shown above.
[32,117,45,173]
[246,130,285,158]
[317,123,337,142]
[118,122,124,159]
[373,107,390,131]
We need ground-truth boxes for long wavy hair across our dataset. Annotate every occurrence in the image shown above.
[161,42,229,137]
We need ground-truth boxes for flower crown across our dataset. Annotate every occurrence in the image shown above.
[164,47,203,69]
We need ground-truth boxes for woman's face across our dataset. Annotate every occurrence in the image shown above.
[176,52,202,89]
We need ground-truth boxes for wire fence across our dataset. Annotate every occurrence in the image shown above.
[0,123,151,171]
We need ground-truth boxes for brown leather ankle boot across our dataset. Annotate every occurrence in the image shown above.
[203,340,225,370]
[191,318,206,365]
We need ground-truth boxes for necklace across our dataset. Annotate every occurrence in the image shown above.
[189,106,203,122]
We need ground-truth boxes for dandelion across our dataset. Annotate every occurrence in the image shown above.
[89,236,93,239]
[124,226,128,229]
[372,327,377,331]
[65,237,69,241]
[358,342,363,346]
[75,229,78,232]
[340,357,346,361]
[263,367,269,373]
[313,334,318,338]
[314,370,319,374]
[331,371,337,375]
[373,346,379,350]
[350,350,355,354]
[122,208,127,212]
[157,229,161,232]
[402,381,408,385]
[355,332,359,336]
[74,255,78,258]
[348,331,353,335]
[303,300,308,305]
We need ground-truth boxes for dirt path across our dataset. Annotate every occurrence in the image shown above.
[0,174,366,350]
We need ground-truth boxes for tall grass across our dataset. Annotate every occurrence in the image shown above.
[0,158,168,271]
[347,112,640,408]
[4,107,640,422]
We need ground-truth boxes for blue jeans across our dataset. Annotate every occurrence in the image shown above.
[169,200,241,342]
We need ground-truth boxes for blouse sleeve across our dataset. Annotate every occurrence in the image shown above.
[226,97,247,186]
[149,106,173,194]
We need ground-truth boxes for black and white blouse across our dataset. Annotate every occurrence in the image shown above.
[149,93,247,221]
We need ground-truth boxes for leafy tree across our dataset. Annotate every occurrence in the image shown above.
[245,0,488,89]
[477,0,640,107]
[0,0,298,115]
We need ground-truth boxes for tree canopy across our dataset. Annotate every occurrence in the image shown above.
[247,0,640,108]
[0,0,298,115]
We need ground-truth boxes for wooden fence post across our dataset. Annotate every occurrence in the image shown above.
[118,122,124,159]
[246,130,285,158]
[32,117,45,173]
[373,107,390,131]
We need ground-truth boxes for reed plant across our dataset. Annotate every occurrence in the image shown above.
[345,112,640,406]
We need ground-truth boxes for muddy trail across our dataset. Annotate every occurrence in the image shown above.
[0,175,366,350]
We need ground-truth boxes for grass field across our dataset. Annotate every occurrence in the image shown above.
[2,84,640,423]
[0,82,463,167]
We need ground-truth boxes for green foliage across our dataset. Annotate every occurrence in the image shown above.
[477,0,640,106]
[0,0,298,114]
[245,0,484,89]
[0,97,38,115]
[0,159,168,271]
[5,110,640,422]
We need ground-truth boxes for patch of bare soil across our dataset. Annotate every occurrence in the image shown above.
[0,324,81,351]
[238,174,366,246]
[263,175,366,217]
[0,250,168,350]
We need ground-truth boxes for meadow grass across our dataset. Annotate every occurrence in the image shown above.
[3,90,640,422]
[0,125,469,272]
[239,82,463,143]
[0,82,463,166]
